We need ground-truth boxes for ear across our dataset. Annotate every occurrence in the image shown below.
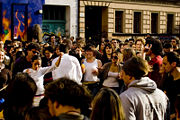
[171,62,177,67]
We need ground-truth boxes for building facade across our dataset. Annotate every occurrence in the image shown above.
[44,0,78,38]
[79,0,180,41]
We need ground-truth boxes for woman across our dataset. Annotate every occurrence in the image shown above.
[102,43,113,64]
[99,52,122,94]
[23,54,62,106]
[42,46,54,85]
[81,47,102,96]
[99,42,105,55]
[91,88,125,120]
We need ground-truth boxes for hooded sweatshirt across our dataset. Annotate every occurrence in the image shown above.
[120,77,169,120]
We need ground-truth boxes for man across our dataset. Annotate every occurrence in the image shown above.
[163,43,173,55]
[162,52,180,115]
[145,38,163,88]
[111,39,119,52]
[45,77,91,120]
[135,38,145,52]
[13,42,40,76]
[120,56,169,120]
[52,39,82,84]
[171,36,179,52]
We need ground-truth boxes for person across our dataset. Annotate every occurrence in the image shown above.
[171,36,179,52]
[91,88,125,120]
[135,38,145,53]
[111,39,119,52]
[175,95,180,120]
[162,52,180,116]
[120,56,169,120]
[0,49,12,118]
[44,77,92,120]
[3,73,37,120]
[102,43,113,64]
[144,38,164,88]
[52,39,82,84]
[163,43,173,55]
[42,46,55,85]
[99,52,122,94]
[81,47,102,96]
[13,42,40,76]
[23,54,62,106]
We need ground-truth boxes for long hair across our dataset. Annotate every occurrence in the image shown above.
[91,88,125,120]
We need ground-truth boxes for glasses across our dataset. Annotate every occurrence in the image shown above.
[112,56,118,59]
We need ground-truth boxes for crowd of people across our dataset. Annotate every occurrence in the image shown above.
[0,24,179,120]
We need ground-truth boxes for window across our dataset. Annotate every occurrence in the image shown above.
[151,13,158,33]
[134,12,141,33]
[115,11,123,33]
[167,14,174,34]
[43,5,65,20]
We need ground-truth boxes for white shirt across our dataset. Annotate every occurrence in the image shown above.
[103,71,119,87]
[52,54,82,84]
[23,65,56,95]
[83,59,99,82]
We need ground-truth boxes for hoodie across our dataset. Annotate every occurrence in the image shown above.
[120,77,169,120]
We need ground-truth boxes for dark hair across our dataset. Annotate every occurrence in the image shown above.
[91,88,125,120]
[150,38,163,55]
[60,39,72,53]
[43,46,54,54]
[27,42,40,51]
[31,55,41,63]
[122,57,150,79]
[4,73,37,120]
[163,43,173,49]
[25,107,51,120]
[165,52,180,67]
[45,78,92,111]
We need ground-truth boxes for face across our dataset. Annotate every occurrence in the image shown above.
[171,39,177,46]
[136,41,144,51]
[112,53,118,63]
[0,51,5,63]
[75,47,81,54]
[45,50,53,59]
[32,59,41,70]
[51,36,56,42]
[100,42,105,50]
[28,49,39,58]
[55,47,60,56]
[86,50,94,59]
[162,56,174,73]
[105,46,112,55]
[111,40,118,47]
[120,70,131,85]
[48,99,56,116]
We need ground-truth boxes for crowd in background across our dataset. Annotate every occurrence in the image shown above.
[0,24,179,120]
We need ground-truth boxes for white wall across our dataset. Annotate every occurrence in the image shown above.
[45,0,78,38]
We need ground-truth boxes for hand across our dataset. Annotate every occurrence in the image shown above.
[59,52,64,57]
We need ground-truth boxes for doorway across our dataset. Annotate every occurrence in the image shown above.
[85,6,107,45]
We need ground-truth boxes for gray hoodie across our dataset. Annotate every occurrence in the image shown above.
[120,77,169,120]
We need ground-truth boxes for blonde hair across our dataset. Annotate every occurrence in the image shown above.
[91,88,125,120]
[135,37,145,45]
